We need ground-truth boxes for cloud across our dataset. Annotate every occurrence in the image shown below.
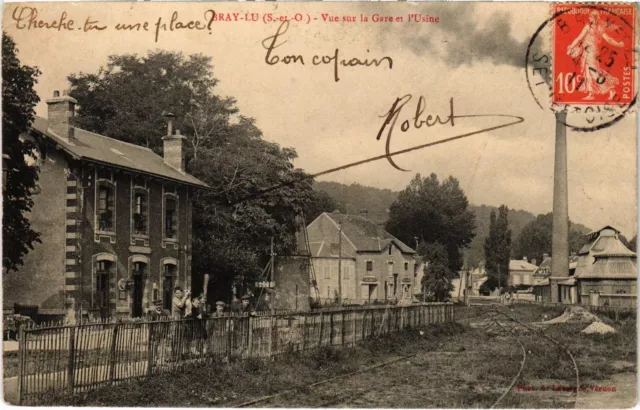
[370,3,546,70]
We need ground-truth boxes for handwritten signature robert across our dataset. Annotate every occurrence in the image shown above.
[262,21,393,82]
[377,95,456,171]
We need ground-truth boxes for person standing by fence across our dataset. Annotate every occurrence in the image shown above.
[185,297,208,355]
[171,287,190,359]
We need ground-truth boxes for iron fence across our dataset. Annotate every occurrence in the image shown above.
[16,303,453,404]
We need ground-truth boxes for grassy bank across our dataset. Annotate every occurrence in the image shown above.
[51,322,467,407]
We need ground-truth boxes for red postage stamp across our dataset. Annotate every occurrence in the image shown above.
[552,4,636,105]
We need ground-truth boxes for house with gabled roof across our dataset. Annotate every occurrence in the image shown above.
[508,257,539,287]
[306,211,417,305]
[3,90,208,320]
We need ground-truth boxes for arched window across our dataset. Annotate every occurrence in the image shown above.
[92,253,116,311]
[162,263,178,311]
[95,260,111,308]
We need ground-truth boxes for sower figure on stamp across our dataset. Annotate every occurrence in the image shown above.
[567,10,625,100]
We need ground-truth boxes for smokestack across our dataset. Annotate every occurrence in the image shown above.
[46,90,76,141]
[550,111,569,301]
[161,111,186,173]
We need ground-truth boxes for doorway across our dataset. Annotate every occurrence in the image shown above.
[163,264,177,311]
[132,262,146,318]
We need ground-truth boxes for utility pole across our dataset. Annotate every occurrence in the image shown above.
[338,222,342,305]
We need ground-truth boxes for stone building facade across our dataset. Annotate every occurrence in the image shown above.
[306,212,417,305]
[2,90,207,319]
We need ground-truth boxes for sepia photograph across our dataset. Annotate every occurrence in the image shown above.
[1,1,637,407]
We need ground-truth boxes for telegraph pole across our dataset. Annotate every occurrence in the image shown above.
[338,222,342,304]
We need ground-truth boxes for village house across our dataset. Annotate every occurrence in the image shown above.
[2,90,208,320]
[306,211,417,305]
[508,257,538,288]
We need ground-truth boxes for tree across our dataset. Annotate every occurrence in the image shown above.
[386,173,475,272]
[483,205,512,291]
[69,50,316,302]
[68,51,236,155]
[2,32,42,273]
[303,189,346,223]
[419,242,455,302]
[513,213,588,264]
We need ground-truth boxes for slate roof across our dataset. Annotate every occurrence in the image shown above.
[308,241,356,259]
[575,226,637,280]
[509,259,538,272]
[533,255,579,277]
[31,117,208,188]
[318,212,415,254]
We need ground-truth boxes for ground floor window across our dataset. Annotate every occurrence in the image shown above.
[95,260,111,308]
[163,264,178,311]
[131,261,146,318]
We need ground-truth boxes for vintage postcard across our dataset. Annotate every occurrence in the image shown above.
[1,1,637,408]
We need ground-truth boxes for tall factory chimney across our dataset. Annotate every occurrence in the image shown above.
[550,111,569,303]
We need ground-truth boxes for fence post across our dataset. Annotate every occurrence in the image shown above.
[67,327,76,393]
[109,323,119,384]
[400,307,405,330]
[352,311,357,345]
[147,322,153,377]
[17,327,24,405]
[226,317,233,362]
[302,314,307,351]
[247,317,253,359]
[329,312,334,346]
[267,316,273,358]
[341,311,346,347]
[319,312,324,347]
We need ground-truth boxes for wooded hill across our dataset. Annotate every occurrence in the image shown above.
[314,181,591,267]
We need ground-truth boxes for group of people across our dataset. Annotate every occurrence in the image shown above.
[147,286,257,320]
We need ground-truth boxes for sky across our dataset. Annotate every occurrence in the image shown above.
[3,2,638,237]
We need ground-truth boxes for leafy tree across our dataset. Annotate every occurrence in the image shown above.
[69,50,317,302]
[419,242,455,302]
[2,32,41,273]
[513,213,588,264]
[483,206,511,291]
[68,51,236,155]
[303,189,346,223]
[386,173,475,272]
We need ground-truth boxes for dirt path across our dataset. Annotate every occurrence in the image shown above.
[246,306,636,409]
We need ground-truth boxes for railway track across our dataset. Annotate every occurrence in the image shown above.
[234,305,580,408]
[483,307,580,409]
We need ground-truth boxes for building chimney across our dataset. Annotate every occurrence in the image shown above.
[522,256,528,262]
[531,258,537,266]
[162,112,186,173]
[46,90,76,141]
[543,253,549,261]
